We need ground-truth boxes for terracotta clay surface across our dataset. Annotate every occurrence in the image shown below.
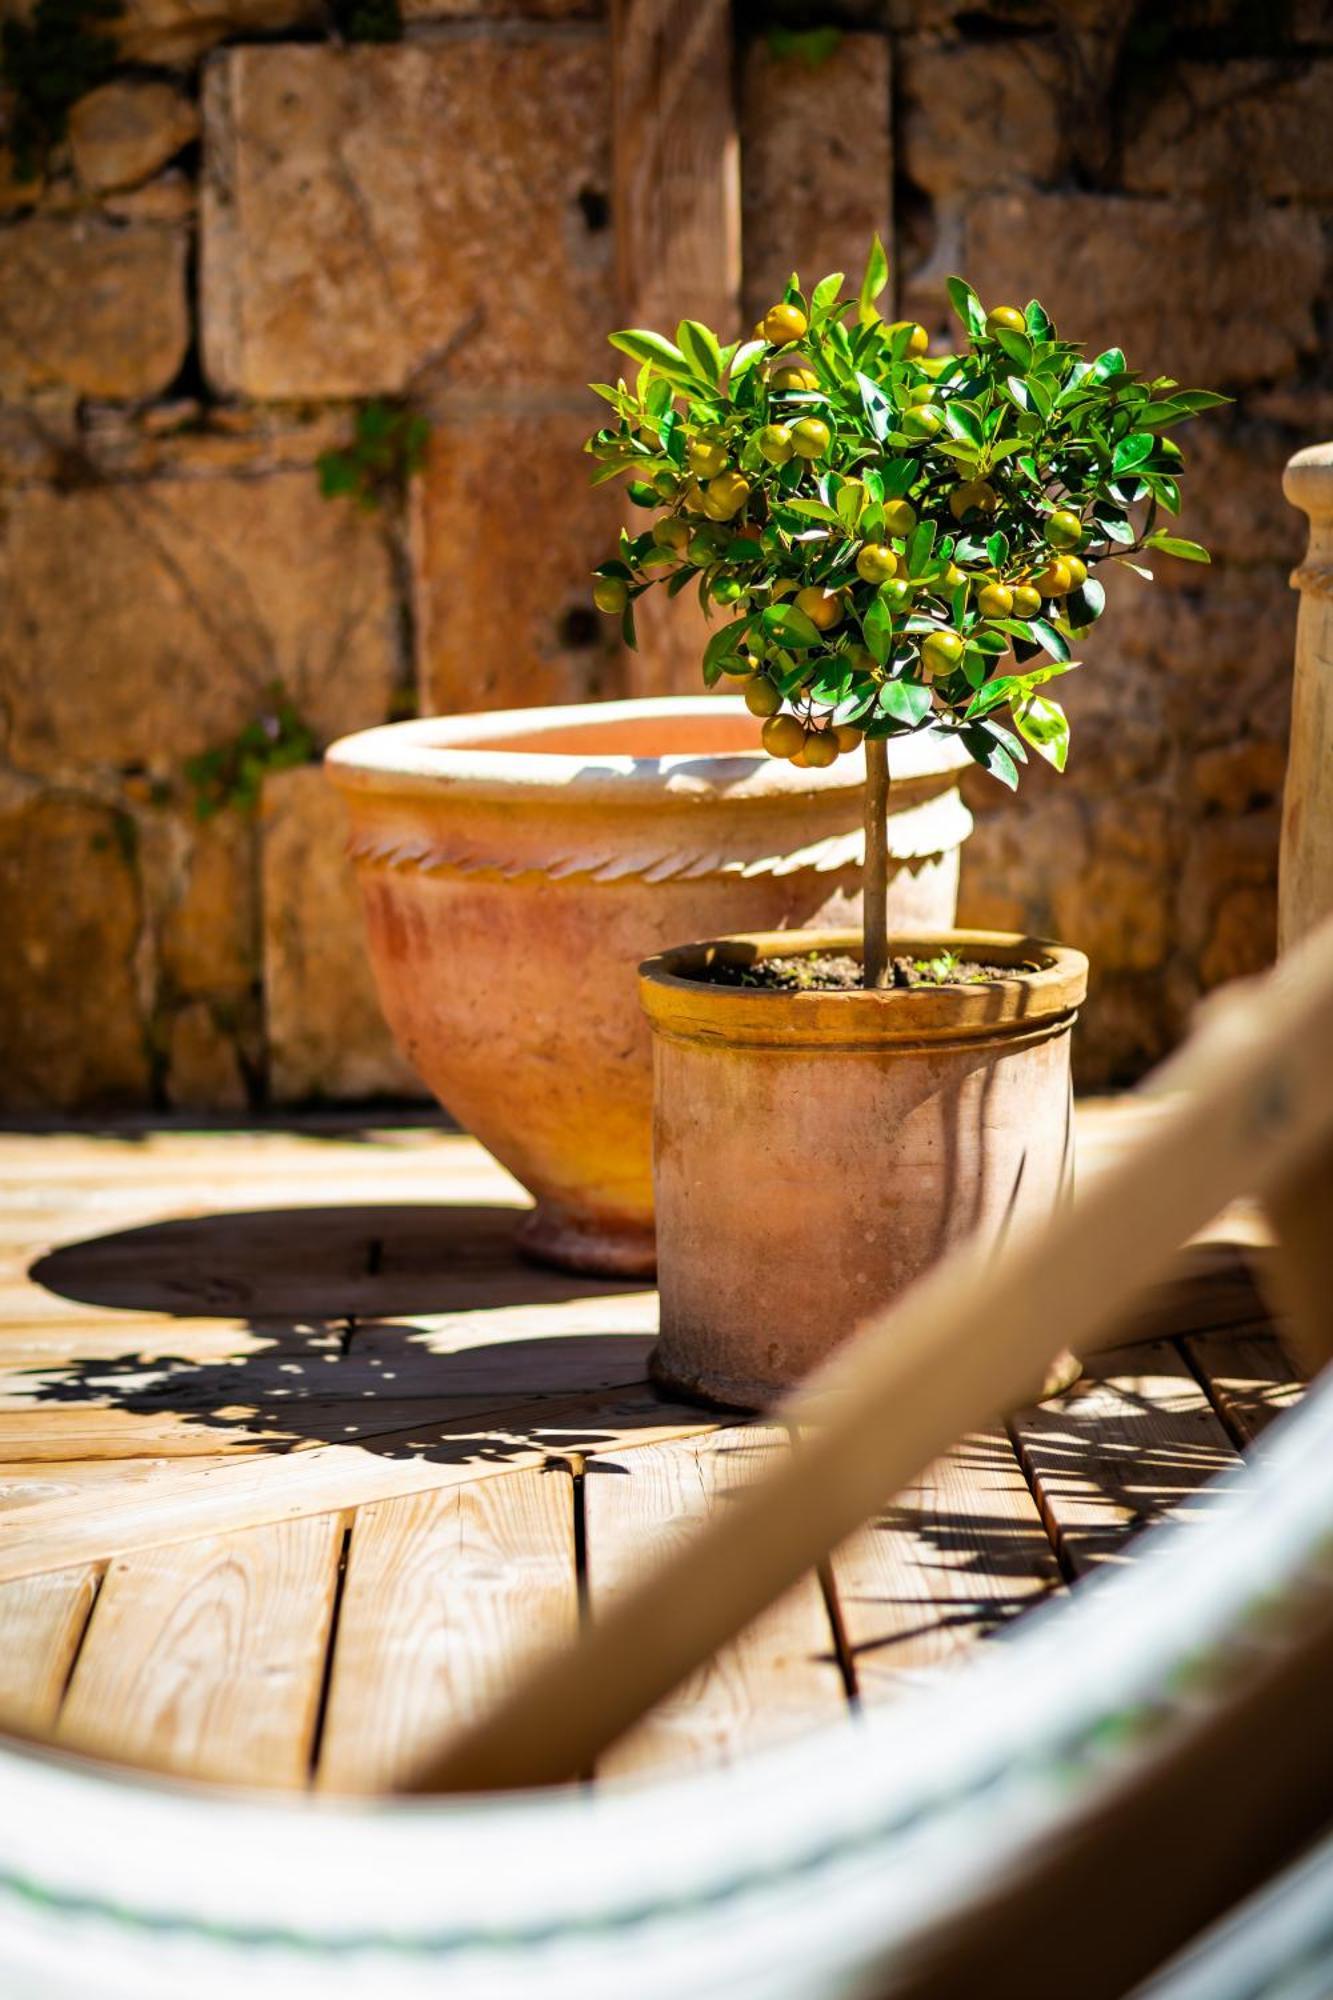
[325,700,973,1274]
[1280,443,1333,950]
[642,928,1088,1407]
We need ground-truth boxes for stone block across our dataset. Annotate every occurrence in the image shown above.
[201,38,613,399]
[261,766,429,1103]
[963,192,1322,388]
[402,0,599,14]
[0,218,188,400]
[1,468,399,779]
[164,1000,250,1109]
[1175,416,1305,571]
[159,810,257,1002]
[1124,59,1333,203]
[412,404,624,715]
[0,780,151,1108]
[103,171,197,226]
[68,80,198,193]
[1050,797,1178,976]
[897,33,1063,197]
[115,0,320,65]
[740,32,892,325]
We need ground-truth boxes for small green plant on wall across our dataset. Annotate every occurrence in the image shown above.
[184,687,315,821]
[586,236,1224,986]
[318,401,430,511]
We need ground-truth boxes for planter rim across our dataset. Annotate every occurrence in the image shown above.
[325,699,972,809]
[640,928,1089,1050]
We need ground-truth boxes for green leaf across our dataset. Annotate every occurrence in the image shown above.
[1024,299,1053,341]
[677,319,721,385]
[879,680,931,727]
[907,519,937,575]
[608,329,705,389]
[702,618,747,681]
[1091,347,1127,382]
[1014,694,1069,771]
[761,602,824,650]
[858,233,889,326]
[1146,532,1210,563]
[1066,577,1106,625]
[1030,616,1072,663]
[862,592,897,666]
[994,326,1033,372]
[961,723,1019,791]
[784,498,842,523]
[811,271,844,314]
[855,371,894,443]
[946,276,986,337]
[728,339,767,385]
[943,400,984,447]
[1111,431,1155,475]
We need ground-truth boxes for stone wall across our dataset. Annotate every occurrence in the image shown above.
[0,0,1328,1106]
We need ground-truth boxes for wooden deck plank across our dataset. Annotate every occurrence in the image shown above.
[58,1514,345,1786]
[318,1465,578,1794]
[586,1426,847,1779]
[1182,1330,1307,1446]
[830,1426,1062,1704]
[0,1387,720,1585]
[1009,1340,1243,1578]
[0,1565,99,1734]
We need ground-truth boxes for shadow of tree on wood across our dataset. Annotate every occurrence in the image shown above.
[19,1204,711,1470]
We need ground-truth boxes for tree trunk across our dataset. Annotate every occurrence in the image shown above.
[863,737,890,989]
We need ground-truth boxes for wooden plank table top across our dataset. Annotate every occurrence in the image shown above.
[0,1105,1305,1793]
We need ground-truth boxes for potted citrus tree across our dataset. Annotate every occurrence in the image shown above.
[588,240,1222,1407]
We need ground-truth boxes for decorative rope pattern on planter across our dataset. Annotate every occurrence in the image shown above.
[1290,564,1333,598]
[344,826,960,884]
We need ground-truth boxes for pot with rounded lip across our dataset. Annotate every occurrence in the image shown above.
[325,699,973,1278]
[640,928,1089,1408]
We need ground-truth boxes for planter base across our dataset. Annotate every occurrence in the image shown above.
[517,1202,657,1279]
[649,1338,1085,1414]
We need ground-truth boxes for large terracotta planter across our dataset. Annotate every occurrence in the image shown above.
[640,928,1088,1408]
[326,700,972,1275]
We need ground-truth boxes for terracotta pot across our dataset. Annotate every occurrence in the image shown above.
[325,699,972,1276]
[640,928,1089,1408]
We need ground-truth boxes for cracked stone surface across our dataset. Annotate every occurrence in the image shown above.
[962,192,1323,389]
[0,784,151,1108]
[0,469,399,777]
[411,403,624,716]
[201,37,613,398]
[740,32,892,327]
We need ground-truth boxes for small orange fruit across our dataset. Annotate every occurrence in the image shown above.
[702,471,751,521]
[855,543,898,585]
[1045,508,1084,550]
[652,516,690,551]
[921,629,965,676]
[772,365,819,393]
[976,580,1014,619]
[832,723,864,754]
[687,438,729,479]
[744,678,781,717]
[790,417,832,459]
[762,301,808,346]
[1034,558,1073,596]
[882,498,918,537]
[1010,583,1042,617]
[757,423,794,465]
[761,713,806,759]
[984,305,1026,338]
[886,320,929,356]
[1064,554,1089,589]
[802,729,839,768]
[795,585,843,630]
[592,575,628,614]
[949,480,998,520]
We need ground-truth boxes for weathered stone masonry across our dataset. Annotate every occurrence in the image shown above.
[0,0,1329,1105]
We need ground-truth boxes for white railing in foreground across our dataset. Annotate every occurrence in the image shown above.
[407,915,1333,1798]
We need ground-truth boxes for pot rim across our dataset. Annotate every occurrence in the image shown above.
[325,699,972,808]
[639,928,1089,1050]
